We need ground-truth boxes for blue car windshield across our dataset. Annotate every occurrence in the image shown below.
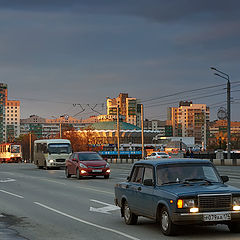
[156,163,221,185]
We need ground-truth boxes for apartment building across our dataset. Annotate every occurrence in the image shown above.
[5,100,20,142]
[0,83,21,143]
[209,120,240,137]
[0,83,7,143]
[168,101,210,148]
[106,93,141,127]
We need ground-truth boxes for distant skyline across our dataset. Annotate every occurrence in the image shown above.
[1,0,240,121]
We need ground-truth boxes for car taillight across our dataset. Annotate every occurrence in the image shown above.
[157,156,161,158]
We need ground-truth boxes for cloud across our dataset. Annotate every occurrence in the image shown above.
[0,0,240,23]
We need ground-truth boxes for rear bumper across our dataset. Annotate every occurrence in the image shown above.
[172,211,240,225]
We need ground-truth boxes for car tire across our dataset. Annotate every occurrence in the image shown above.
[228,222,240,233]
[104,175,109,179]
[160,206,177,236]
[123,201,138,225]
[65,167,71,178]
[76,168,81,179]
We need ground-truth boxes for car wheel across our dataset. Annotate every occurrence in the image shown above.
[65,167,71,178]
[160,206,177,236]
[104,175,109,179]
[123,201,138,225]
[76,168,81,179]
[228,222,240,233]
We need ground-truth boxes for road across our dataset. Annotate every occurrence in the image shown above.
[0,163,240,240]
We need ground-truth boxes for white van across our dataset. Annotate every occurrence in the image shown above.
[34,139,72,169]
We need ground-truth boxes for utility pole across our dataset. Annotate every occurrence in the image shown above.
[211,67,231,159]
[117,105,120,160]
[227,79,231,159]
[141,104,144,159]
[29,133,32,163]
[59,122,62,139]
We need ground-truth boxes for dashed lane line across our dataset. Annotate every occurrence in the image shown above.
[0,189,24,199]
[34,202,141,240]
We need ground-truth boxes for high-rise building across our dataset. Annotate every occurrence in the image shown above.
[0,83,7,143]
[5,100,20,142]
[168,101,210,148]
[0,83,21,143]
[106,93,141,127]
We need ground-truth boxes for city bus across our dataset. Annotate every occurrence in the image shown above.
[0,143,22,163]
[34,139,72,169]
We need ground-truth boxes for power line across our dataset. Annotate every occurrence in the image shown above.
[145,91,226,109]
[145,88,226,108]
[141,83,226,103]
[141,80,240,104]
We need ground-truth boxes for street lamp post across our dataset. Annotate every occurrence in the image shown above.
[211,67,231,159]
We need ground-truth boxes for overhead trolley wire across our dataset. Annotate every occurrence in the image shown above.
[141,81,240,104]
[144,91,226,109]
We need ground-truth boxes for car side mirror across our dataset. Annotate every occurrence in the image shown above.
[143,179,153,186]
[221,176,229,183]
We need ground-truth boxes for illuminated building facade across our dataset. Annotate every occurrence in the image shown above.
[168,101,210,148]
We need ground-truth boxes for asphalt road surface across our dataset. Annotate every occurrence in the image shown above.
[0,163,240,240]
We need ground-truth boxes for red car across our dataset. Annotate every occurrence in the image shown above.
[65,152,110,179]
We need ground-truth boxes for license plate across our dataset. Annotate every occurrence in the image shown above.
[92,169,102,173]
[203,213,231,222]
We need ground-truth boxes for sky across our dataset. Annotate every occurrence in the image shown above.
[1,0,240,121]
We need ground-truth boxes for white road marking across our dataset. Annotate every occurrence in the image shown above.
[0,178,16,183]
[90,199,119,214]
[34,202,141,240]
[0,189,24,199]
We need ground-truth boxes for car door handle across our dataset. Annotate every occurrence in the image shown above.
[137,187,142,191]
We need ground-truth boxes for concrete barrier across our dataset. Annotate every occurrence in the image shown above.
[106,158,240,166]
[107,158,139,164]
[224,159,233,166]
[236,159,240,165]
[213,159,222,166]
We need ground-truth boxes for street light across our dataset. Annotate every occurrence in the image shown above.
[210,67,231,159]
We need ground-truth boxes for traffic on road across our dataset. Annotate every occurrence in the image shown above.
[0,162,240,240]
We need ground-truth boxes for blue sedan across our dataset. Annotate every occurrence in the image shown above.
[114,159,240,236]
